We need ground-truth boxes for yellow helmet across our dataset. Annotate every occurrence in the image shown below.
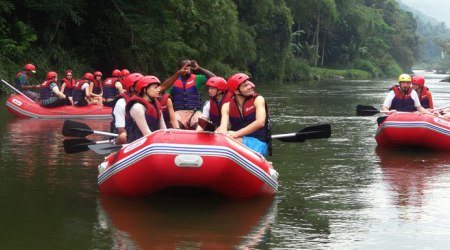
[398,74,411,82]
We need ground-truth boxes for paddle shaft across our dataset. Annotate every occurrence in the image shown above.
[1,79,36,103]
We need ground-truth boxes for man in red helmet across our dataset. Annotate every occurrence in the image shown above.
[218,73,271,156]
[162,59,215,129]
[14,63,40,101]
[39,71,71,107]
[102,69,124,107]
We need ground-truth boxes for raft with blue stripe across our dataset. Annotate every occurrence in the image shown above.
[376,113,450,150]
[97,129,278,198]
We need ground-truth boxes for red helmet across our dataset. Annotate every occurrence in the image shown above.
[84,73,94,81]
[206,76,227,91]
[248,81,255,88]
[24,64,36,73]
[121,69,130,77]
[93,71,103,77]
[412,75,425,86]
[65,69,73,75]
[136,75,160,94]
[46,71,57,79]
[123,73,144,93]
[227,73,249,92]
[112,69,122,77]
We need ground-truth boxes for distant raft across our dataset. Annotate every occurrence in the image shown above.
[97,129,279,198]
[376,113,450,150]
[5,94,112,119]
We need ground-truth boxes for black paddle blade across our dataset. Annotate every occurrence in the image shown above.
[63,138,94,154]
[356,105,380,116]
[88,144,122,155]
[198,117,217,132]
[299,124,331,139]
[377,116,388,125]
[62,120,94,137]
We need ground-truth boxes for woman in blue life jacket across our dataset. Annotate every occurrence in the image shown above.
[39,71,71,108]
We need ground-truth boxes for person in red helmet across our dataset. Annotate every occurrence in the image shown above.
[39,71,71,107]
[411,75,434,109]
[161,59,215,129]
[60,70,76,104]
[218,73,271,156]
[102,69,124,107]
[112,72,144,144]
[89,71,103,105]
[72,73,101,106]
[196,76,228,132]
[119,69,130,84]
[14,63,40,101]
[125,75,166,143]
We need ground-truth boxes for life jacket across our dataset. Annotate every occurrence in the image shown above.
[171,74,202,111]
[390,85,416,112]
[14,71,28,88]
[92,79,102,95]
[159,93,172,128]
[103,77,119,99]
[208,95,227,128]
[125,96,162,143]
[110,93,132,134]
[418,87,431,109]
[228,94,271,143]
[72,79,88,105]
[39,80,56,99]
[61,78,76,97]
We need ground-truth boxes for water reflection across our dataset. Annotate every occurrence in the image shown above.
[98,195,277,249]
[3,118,111,197]
[376,147,450,212]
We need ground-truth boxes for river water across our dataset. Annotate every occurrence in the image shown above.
[1,72,450,249]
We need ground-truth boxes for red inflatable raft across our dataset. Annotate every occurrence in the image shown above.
[97,129,279,198]
[5,94,112,119]
[376,113,450,150]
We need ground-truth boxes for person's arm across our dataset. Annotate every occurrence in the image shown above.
[196,101,211,131]
[427,92,434,109]
[218,102,230,133]
[167,98,179,129]
[130,103,152,136]
[160,65,190,92]
[114,99,127,144]
[60,82,66,94]
[159,111,167,129]
[115,81,124,94]
[229,96,266,139]
[191,61,215,78]
[50,83,66,99]
[381,91,395,112]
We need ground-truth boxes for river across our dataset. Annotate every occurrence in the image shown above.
[1,72,450,249]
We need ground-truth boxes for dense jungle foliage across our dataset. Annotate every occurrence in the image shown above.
[0,0,448,85]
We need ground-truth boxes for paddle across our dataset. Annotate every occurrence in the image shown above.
[198,118,331,142]
[272,124,331,142]
[88,144,123,155]
[63,138,113,154]
[62,120,118,138]
[1,78,36,103]
[356,105,387,116]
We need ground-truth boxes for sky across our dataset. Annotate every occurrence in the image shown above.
[399,0,450,27]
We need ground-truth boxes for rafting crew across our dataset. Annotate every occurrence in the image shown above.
[196,76,229,132]
[381,73,435,116]
[163,59,216,130]
[125,75,166,143]
[39,71,72,108]
[218,73,272,156]
[103,69,124,107]
[14,63,40,101]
